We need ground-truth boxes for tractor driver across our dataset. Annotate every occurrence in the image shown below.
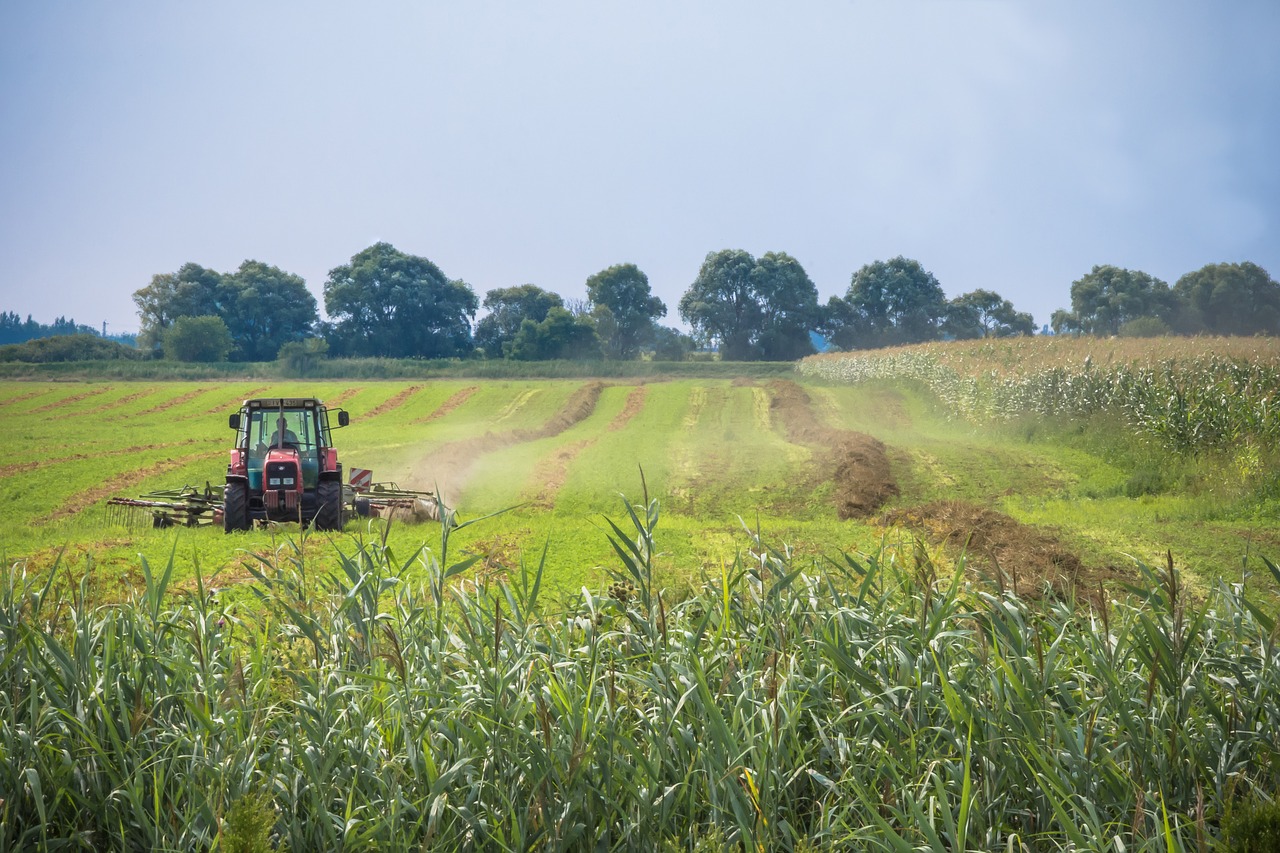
[269,416,299,448]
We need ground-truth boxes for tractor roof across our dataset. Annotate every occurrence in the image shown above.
[241,397,326,409]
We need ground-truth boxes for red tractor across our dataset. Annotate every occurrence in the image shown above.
[222,397,349,532]
[106,395,443,531]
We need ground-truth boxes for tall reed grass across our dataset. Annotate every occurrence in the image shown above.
[2,501,1278,850]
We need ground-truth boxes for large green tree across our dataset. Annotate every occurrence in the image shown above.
[585,264,667,360]
[750,252,819,360]
[1173,262,1280,335]
[134,260,317,360]
[475,285,564,358]
[679,249,817,361]
[222,261,318,361]
[828,257,947,349]
[324,243,478,358]
[133,263,225,353]
[1063,265,1173,336]
[507,307,601,361]
[679,250,759,360]
[943,289,1035,340]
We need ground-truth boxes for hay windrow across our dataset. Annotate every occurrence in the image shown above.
[365,385,423,417]
[409,382,604,501]
[326,387,363,406]
[609,385,648,431]
[0,438,217,479]
[881,500,1117,604]
[767,379,899,519]
[29,387,112,413]
[415,386,479,424]
[134,384,215,414]
[40,451,218,524]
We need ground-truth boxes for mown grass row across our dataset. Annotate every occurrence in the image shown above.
[800,342,1280,455]
[3,497,1279,850]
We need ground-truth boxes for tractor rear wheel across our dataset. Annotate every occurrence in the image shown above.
[315,480,343,531]
[223,481,250,532]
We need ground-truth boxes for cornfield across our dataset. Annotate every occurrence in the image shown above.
[799,340,1280,454]
[2,500,1279,850]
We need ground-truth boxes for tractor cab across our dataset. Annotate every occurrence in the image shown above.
[224,397,350,531]
[234,402,331,491]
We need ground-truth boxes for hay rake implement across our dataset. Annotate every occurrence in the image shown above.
[107,477,444,529]
[106,484,224,528]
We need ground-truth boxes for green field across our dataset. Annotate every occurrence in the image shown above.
[3,343,1277,605]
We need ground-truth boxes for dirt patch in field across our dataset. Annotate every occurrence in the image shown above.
[29,387,112,413]
[39,450,219,524]
[366,385,423,417]
[609,385,648,431]
[768,380,899,519]
[881,500,1114,604]
[408,381,604,503]
[415,386,479,424]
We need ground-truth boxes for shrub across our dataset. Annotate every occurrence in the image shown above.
[162,315,234,362]
[1119,316,1172,337]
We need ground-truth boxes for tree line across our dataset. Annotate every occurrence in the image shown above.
[128,243,1280,363]
[0,313,136,347]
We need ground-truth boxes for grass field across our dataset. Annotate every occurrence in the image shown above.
[3,337,1278,607]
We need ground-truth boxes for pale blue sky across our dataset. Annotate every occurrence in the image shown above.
[2,1,1277,334]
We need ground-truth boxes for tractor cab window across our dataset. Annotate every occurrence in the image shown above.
[248,409,319,459]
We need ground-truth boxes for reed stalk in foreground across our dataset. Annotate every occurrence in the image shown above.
[1,504,1278,851]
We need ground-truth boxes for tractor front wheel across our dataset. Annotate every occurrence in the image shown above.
[223,481,250,532]
[315,480,343,531]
